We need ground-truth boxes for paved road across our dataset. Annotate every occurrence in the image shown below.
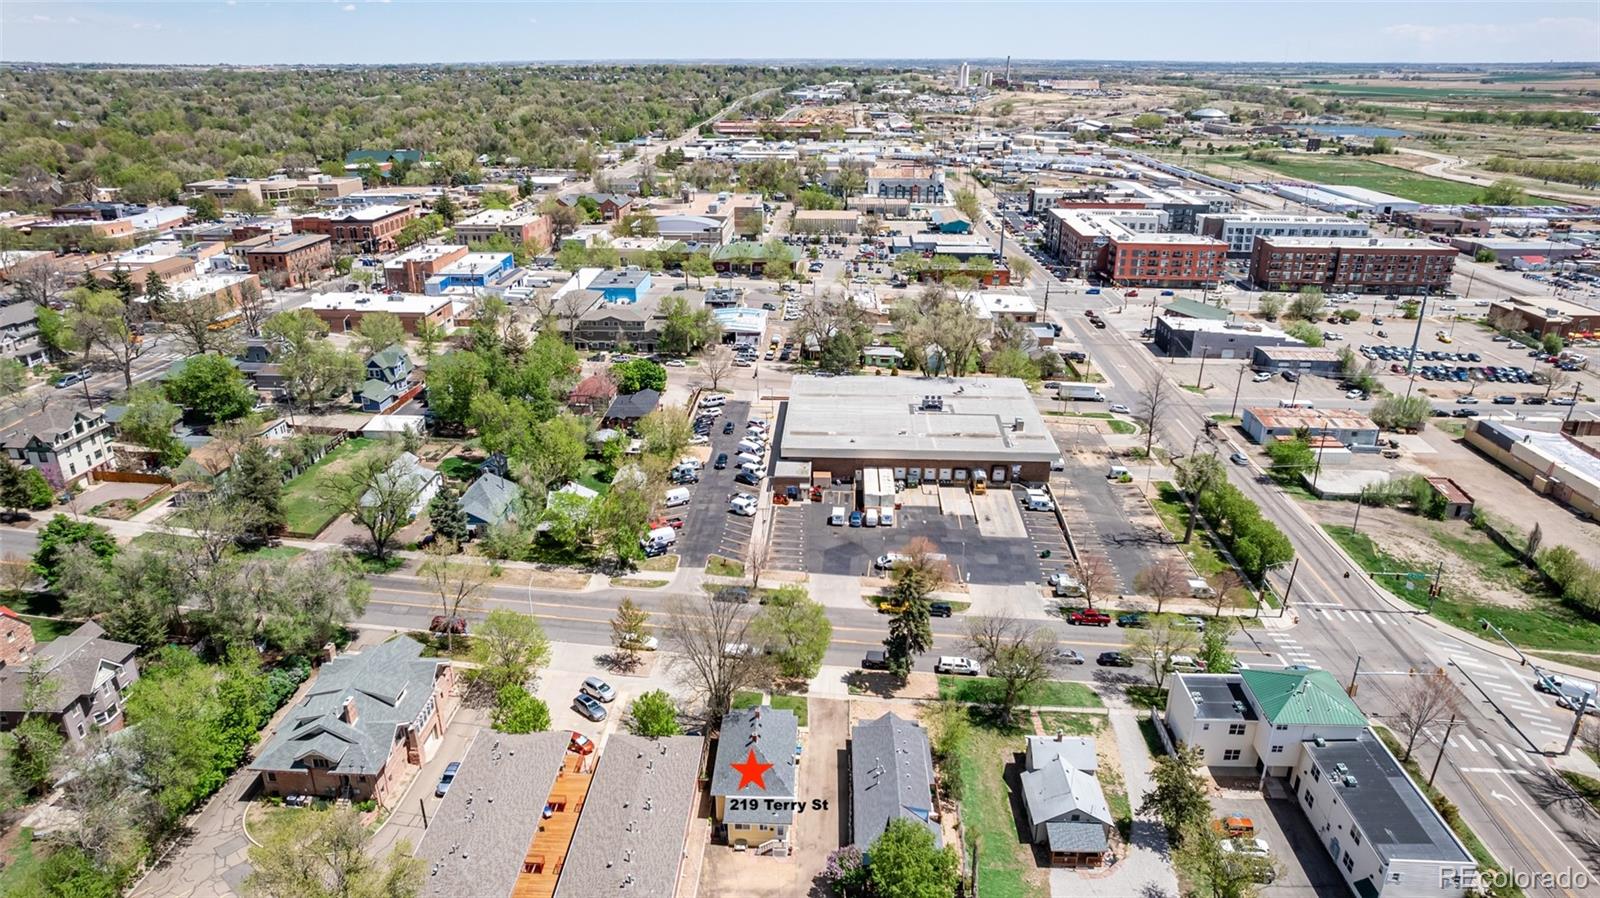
[1049,291,1600,897]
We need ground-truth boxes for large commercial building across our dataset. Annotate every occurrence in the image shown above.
[185,174,362,206]
[291,204,415,253]
[1250,237,1455,295]
[1153,317,1303,360]
[1393,212,1490,237]
[1465,420,1600,520]
[777,375,1061,486]
[383,243,469,293]
[1485,295,1600,339]
[303,291,455,335]
[1044,208,1224,287]
[868,164,945,203]
[1242,407,1381,448]
[244,233,333,285]
[1197,212,1369,257]
[1449,236,1586,266]
[452,209,552,248]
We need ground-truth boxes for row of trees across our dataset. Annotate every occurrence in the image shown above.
[1175,453,1296,583]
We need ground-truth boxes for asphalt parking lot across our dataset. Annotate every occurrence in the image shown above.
[1221,792,1348,898]
[796,499,1042,585]
[1051,455,1160,592]
[768,503,809,572]
[1010,485,1074,586]
[674,399,756,566]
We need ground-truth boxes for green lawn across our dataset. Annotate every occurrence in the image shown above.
[1151,484,1252,608]
[732,691,808,727]
[1325,525,1600,653]
[937,676,1103,708]
[20,615,76,642]
[576,458,615,495]
[1560,770,1600,814]
[952,721,1044,898]
[1036,711,1103,736]
[1227,153,1543,205]
[0,828,39,891]
[705,555,745,578]
[1126,685,1169,710]
[280,438,381,535]
[437,456,479,482]
[1294,80,1563,102]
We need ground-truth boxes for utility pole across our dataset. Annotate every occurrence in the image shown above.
[1195,348,1209,390]
[1229,365,1247,418]
[1278,557,1300,617]
[1403,292,1430,401]
[1427,560,1444,613]
[1347,655,1362,696]
[1428,715,1458,786]
[1352,486,1366,533]
[1565,691,1593,756]
[1565,382,1582,423]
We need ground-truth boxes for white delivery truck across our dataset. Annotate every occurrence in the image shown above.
[1058,384,1106,402]
[1025,489,1055,512]
[664,487,692,507]
[830,506,847,526]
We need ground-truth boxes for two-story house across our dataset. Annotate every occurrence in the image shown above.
[0,621,140,746]
[0,405,115,489]
[0,302,48,368]
[356,344,414,413]
[711,705,799,855]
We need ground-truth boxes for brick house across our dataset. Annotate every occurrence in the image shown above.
[245,234,334,286]
[0,607,35,670]
[250,638,458,806]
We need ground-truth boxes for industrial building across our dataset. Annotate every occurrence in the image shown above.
[1241,407,1380,448]
[1196,212,1369,256]
[1486,295,1600,339]
[776,375,1061,486]
[1250,345,1343,377]
[1465,420,1600,520]
[1250,236,1455,295]
[1153,317,1303,359]
[1393,212,1490,237]
[1447,236,1585,266]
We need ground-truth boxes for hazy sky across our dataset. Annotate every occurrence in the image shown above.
[3,1,1597,66]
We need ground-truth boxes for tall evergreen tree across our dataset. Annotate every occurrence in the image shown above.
[228,440,285,545]
[428,484,469,548]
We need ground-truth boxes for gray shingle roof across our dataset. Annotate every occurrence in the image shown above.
[251,638,446,778]
[1045,820,1109,854]
[604,389,660,421]
[850,712,938,849]
[712,706,798,825]
[1025,734,1098,774]
[1021,754,1112,831]
[414,732,569,898]
[552,735,701,898]
[0,621,137,715]
[459,473,521,527]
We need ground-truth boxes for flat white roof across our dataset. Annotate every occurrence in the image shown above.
[781,375,1060,463]
[305,291,450,315]
[384,244,467,267]
[1258,236,1449,251]
[456,209,538,226]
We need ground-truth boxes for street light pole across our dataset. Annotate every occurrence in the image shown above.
[1278,557,1300,617]
[1195,349,1209,390]
[1353,486,1366,533]
[1428,715,1458,787]
[1230,365,1247,418]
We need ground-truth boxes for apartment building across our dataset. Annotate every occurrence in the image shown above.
[185,174,363,206]
[383,243,469,293]
[1197,212,1369,257]
[1250,237,1456,295]
[0,405,114,488]
[868,163,945,203]
[1044,207,1168,275]
[452,209,552,248]
[1107,233,1227,288]
[244,233,334,285]
[303,291,454,335]
[291,204,415,252]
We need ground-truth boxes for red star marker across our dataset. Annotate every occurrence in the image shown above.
[730,748,774,790]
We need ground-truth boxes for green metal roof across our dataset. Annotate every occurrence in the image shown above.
[1239,668,1366,728]
[1162,298,1231,321]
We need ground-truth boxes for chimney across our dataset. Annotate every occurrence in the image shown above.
[341,697,359,725]
[1055,731,1063,742]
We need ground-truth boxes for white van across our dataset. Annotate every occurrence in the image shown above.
[864,508,880,527]
[1107,465,1130,480]
[699,394,726,408]
[1278,399,1315,409]
[1025,490,1055,512]
[737,452,764,466]
[643,525,677,547]
[1187,578,1215,599]
[879,507,895,527]
[737,439,764,455]
[829,506,847,526]
[664,487,692,507]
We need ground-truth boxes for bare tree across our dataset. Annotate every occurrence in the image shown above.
[8,254,69,308]
[1136,556,1189,615]
[1210,569,1245,617]
[161,292,241,356]
[236,278,269,337]
[663,591,770,725]
[319,447,423,561]
[418,547,489,653]
[1136,375,1170,457]
[1128,617,1201,689]
[1392,669,1464,760]
[700,344,735,391]
[965,615,1058,726]
[1072,554,1116,609]
[288,254,324,289]
[1580,717,1600,761]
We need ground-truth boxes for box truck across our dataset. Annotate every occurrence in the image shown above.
[1057,384,1106,402]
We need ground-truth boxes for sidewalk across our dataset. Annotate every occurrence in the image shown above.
[1061,697,1177,898]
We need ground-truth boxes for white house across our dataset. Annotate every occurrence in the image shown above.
[1293,730,1476,898]
[359,451,440,519]
[1165,667,1367,776]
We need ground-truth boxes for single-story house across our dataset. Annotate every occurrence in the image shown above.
[1020,735,1111,868]
[567,373,618,414]
[604,389,661,426]
[360,451,441,519]
[460,473,522,534]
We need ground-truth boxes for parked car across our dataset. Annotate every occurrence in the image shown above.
[573,693,608,722]
[581,676,616,703]
[861,650,889,670]
[435,761,461,797]
[1229,451,1249,466]
[1116,613,1146,628]
[1068,609,1112,627]
[929,602,954,618]
[1053,648,1086,665]
[430,615,467,635]
[53,370,91,389]
[1097,651,1134,668]
[934,656,981,676]
[849,511,864,527]
[1109,403,1131,415]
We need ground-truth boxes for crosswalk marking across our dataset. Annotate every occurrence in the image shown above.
[1496,743,1526,765]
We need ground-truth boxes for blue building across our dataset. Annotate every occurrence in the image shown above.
[930,209,972,234]
[423,252,515,295]
[589,269,652,304]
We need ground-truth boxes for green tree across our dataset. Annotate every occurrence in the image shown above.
[1257,293,1284,321]
[659,294,721,355]
[684,252,715,287]
[1477,180,1526,206]
[637,406,693,460]
[319,447,421,561]
[469,609,552,693]
[1174,453,1227,544]
[1140,742,1210,846]
[189,193,222,222]
[1132,112,1167,130]
[431,193,459,224]
[353,311,406,358]
[1198,620,1237,672]
[1473,248,1497,263]
[1283,321,1324,347]
[120,384,188,467]
[425,351,487,429]
[626,689,683,737]
[1265,437,1316,485]
[33,514,116,588]
[763,257,795,283]
[427,484,469,548]
[491,685,552,733]
[1287,287,1325,320]
[227,439,286,546]
[164,352,256,422]
[611,358,668,393]
[1,663,65,798]
[1370,395,1431,432]
[883,540,946,678]
[0,460,47,516]
[986,347,1040,385]
[611,597,652,667]
[753,586,832,680]
[245,806,423,898]
[1176,823,1273,898]
[1541,332,1565,355]
[865,818,961,898]
[952,186,982,223]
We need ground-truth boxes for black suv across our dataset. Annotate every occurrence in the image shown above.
[929,602,953,618]
[861,650,889,670]
[1097,651,1133,668]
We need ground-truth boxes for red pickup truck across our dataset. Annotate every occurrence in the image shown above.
[1068,609,1112,627]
